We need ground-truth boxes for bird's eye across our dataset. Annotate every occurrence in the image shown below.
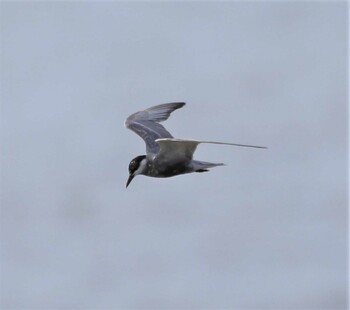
[129,160,137,173]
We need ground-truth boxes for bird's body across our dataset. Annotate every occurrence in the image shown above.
[124,102,266,187]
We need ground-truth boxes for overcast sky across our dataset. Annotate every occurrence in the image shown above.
[1,1,347,309]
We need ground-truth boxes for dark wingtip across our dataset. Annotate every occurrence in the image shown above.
[167,102,186,109]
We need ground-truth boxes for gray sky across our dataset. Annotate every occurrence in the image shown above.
[1,1,347,309]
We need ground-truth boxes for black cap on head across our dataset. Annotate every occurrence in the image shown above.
[126,155,146,188]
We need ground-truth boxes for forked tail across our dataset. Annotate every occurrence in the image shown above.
[192,160,225,173]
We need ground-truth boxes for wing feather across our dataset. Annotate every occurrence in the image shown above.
[125,102,185,155]
[155,138,267,162]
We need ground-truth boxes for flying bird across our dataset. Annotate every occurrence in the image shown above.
[124,102,266,187]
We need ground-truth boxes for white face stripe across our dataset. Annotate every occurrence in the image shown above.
[134,158,147,176]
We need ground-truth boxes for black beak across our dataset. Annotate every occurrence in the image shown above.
[126,174,134,188]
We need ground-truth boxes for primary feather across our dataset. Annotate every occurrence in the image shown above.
[125,102,185,155]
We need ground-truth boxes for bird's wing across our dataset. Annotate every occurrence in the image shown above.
[124,102,185,155]
[155,138,267,162]
[155,139,200,163]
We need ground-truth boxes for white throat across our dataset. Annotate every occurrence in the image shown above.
[134,158,147,176]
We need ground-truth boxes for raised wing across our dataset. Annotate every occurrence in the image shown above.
[125,102,185,155]
[155,138,267,163]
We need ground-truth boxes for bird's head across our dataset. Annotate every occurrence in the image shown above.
[126,155,147,188]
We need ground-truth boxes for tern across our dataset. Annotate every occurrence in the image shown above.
[125,102,266,187]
